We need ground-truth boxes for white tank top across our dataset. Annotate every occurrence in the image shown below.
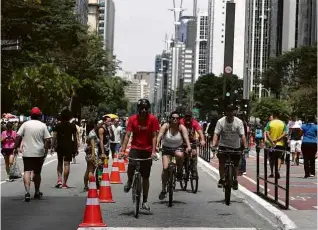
[162,128,183,148]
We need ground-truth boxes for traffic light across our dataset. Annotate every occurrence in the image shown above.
[241,99,250,116]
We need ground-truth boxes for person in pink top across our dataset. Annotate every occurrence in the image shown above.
[1,122,17,181]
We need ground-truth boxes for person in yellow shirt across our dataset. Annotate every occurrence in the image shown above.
[265,112,288,179]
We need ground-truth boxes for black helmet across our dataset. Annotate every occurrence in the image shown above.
[137,98,151,110]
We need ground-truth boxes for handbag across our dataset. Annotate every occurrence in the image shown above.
[9,155,22,179]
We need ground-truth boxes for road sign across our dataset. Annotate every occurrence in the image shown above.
[225,66,232,74]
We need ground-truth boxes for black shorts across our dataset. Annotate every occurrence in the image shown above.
[268,146,285,161]
[1,148,14,156]
[128,148,152,179]
[23,157,45,174]
[57,151,73,162]
[217,146,242,167]
[162,146,184,156]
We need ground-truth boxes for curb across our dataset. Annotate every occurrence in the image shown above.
[198,157,297,230]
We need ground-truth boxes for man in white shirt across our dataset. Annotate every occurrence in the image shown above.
[110,118,122,159]
[211,105,248,190]
[14,107,51,202]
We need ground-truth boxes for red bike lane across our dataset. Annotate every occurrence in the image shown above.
[209,150,317,210]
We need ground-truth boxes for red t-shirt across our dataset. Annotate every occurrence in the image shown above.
[126,114,160,152]
[180,118,201,142]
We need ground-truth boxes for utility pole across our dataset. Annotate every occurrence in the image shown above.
[189,0,197,111]
[169,0,185,111]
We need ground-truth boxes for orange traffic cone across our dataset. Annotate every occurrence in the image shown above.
[78,176,107,228]
[110,164,122,184]
[112,153,119,168]
[118,156,126,173]
[99,164,115,203]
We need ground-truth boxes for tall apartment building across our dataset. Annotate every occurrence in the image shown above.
[207,0,246,78]
[124,79,150,103]
[99,0,115,62]
[282,0,317,51]
[194,11,209,82]
[243,0,284,98]
[87,0,100,33]
[75,0,88,25]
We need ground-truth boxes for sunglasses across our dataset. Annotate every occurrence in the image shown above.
[171,116,180,120]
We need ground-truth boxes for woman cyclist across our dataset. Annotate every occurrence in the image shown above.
[156,111,191,200]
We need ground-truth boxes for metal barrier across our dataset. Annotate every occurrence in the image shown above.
[256,146,290,209]
[199,135,212,162]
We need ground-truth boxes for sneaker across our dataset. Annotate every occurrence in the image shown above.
[34,192,43,199]
[268,174,274,178]
[159,191,166,200]
[218,179,224,188]
[62,184,69,189]
[24,192,31,202]
[232,180,238,190]
[242,172,247,175]
[124,181,131,193]
[141,202,150,211]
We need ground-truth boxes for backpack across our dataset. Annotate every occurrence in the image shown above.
[255,128,263,139]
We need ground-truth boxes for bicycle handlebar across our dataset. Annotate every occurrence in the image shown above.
[216,149,243,155]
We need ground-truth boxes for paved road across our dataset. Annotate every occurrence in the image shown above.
[1,149,276,230]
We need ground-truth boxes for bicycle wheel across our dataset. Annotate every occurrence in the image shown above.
[190,159,199,194]
[224,165,232,206]
[168,166,175,207]
[180,158,189,191]
[132,173,141,218]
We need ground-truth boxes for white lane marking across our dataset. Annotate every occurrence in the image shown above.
[198,158,297,230]
[77,228,259,230]
[0,157,57,185]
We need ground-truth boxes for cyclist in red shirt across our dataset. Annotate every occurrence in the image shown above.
[180,110,206,176]
[119,98,159,212]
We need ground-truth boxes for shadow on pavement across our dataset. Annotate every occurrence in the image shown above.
[1,196,86,230]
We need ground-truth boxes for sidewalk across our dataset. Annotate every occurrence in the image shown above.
[208,148,317,229]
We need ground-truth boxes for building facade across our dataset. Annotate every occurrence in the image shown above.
[207,0,246,78]
[282,0,317,52]
[87,0,99,33]
[99,0,115,62]
[75,0,88,25]
[194,11,208,82]
[244,0,274,98]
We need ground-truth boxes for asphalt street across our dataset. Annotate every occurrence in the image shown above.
[1,148,276,230]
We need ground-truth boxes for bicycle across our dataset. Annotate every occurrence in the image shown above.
[216,149,243,206]
[126,156,156,218]
[160,146,181,207]
[180,148,199,193]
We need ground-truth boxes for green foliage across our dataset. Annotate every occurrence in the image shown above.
[251,98,291,122]
[2,0,126,117]
[9,64,79,115]
[193,73,243,117]
[262,44,317,118]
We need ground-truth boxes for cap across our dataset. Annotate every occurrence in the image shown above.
[31,107,41,115]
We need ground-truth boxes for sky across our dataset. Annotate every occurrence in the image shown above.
[114,0,208,73]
